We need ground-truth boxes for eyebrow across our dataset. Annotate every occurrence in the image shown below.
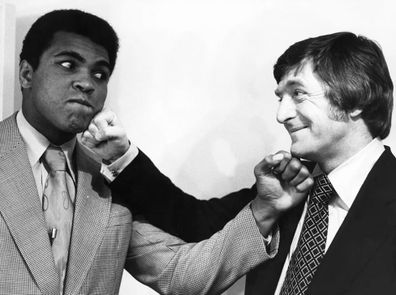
[54,50,111,71]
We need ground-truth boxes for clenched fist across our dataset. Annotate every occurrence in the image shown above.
[81,109,130,163]
[251,151,313,235]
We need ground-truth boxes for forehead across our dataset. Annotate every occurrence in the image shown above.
[275,61,324,95]
[42,31,110,64]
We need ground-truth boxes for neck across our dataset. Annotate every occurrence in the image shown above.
[21,107,75,146]
[318,132,374,174]
[44,132,75,146]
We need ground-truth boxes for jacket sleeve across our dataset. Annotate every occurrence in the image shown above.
[110,150,256,242]
[125,205,279,295]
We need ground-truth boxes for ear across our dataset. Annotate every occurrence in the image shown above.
[19,60,34,89]
[349,108,363,119]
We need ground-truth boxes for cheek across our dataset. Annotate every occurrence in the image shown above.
[93,87,107,109]
[34,79,66,106]
[300,106,333,137]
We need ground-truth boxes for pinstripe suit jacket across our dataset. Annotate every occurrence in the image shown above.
[0,113,278,295]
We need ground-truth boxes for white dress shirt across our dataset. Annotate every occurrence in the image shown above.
[274,138,385,294]
[100,141,139,181]
[16,111,76,201]
[17,109,139,196]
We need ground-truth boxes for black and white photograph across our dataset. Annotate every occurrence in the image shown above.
[0,0,395,294]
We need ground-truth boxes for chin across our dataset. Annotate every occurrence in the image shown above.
[66,120,90,134]
[290,143,311,159]
[67,114,93,132]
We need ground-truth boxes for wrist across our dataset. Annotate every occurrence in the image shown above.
[105,140,130,163]
[250,198,280,237]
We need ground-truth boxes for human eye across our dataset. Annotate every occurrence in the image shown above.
[292,89,308,101]
[58,61,75,70]
[92,70,109,81]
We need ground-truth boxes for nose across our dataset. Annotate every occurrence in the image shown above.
[72,75,94,95]
[276,96,297,124]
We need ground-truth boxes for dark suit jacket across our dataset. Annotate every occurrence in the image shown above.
[112,147,396,294]
[111,150,256,242]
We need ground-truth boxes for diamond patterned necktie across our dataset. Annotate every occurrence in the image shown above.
[42,145,75,293]
[280,174,335,295]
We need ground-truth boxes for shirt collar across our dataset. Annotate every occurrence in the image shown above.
[312,138,384,210]
[16,110,77,181]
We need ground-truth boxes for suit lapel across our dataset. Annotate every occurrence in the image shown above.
[0,115,59,294]
[308,148,396,294]
[245,201,305,295]
[245,161,315,295]
[64,143,111,295]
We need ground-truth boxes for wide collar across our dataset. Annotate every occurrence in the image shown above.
[16,110,77,182]
[0,114,111,295]
[312,138,384,210]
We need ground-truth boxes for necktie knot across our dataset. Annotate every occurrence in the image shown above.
[310,174,335,205]
[42,145,67,172]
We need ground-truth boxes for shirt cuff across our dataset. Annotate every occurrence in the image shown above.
[100,143,139,182]
[266,225,279,255]
[263,232,272,245]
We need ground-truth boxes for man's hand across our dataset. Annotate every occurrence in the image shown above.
[251,151,313,236]
[81,109,130,163]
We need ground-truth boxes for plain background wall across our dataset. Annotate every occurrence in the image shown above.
[0,2,16,117]
[3,0,396,294]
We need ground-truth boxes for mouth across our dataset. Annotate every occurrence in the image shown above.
[286,125,308,134]
[67,97,93,108]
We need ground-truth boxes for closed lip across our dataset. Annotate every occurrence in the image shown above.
[68,97,92,108]
[286,125,307,133]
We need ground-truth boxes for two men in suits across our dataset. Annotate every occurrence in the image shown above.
[91,32,396,294]
[1,8,314,295]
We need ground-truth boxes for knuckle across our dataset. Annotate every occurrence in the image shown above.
[88,125,95,133]
[288,158,301,171]
[278,150,291,159]
[264,155,272,163]
[83,132,92,139]
[299,166,309,177]
[297,178,313,192]
[305,177,314,188]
